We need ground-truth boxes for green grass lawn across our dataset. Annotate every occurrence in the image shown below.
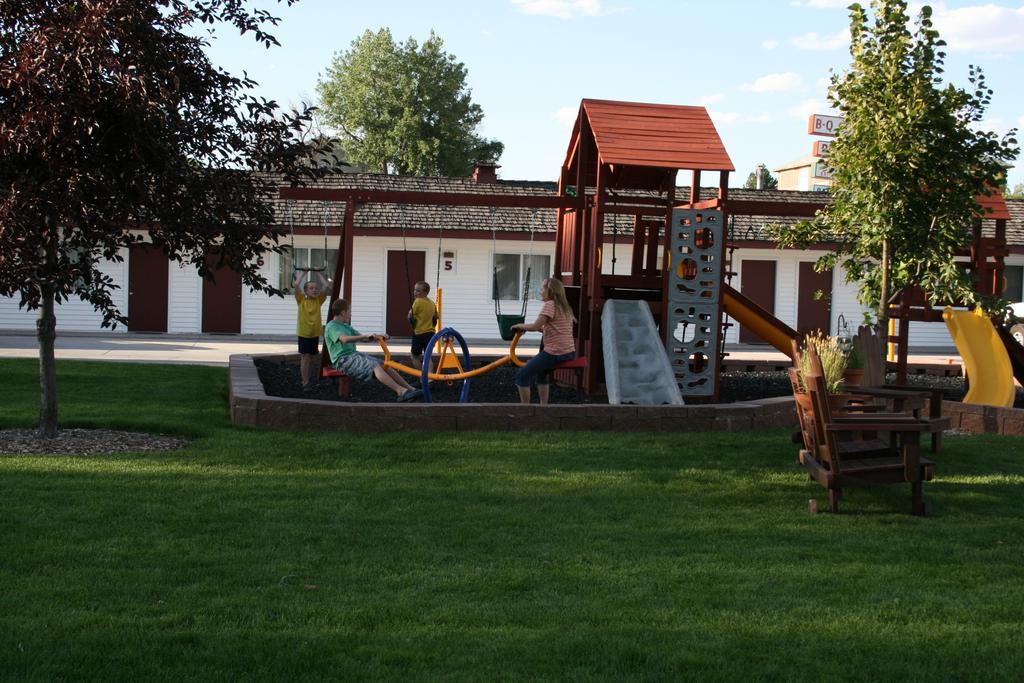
[1,358,1023,681]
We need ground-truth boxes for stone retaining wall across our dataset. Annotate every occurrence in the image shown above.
[230,354,1024,435]
[941,401,1024,436]
[230,354,797,432]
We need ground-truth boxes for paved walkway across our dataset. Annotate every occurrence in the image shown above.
[0,331,963,367]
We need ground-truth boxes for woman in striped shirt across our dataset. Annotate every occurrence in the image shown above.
[510,277,576,405]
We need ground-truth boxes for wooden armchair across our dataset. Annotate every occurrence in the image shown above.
[788,339,882,453]
[797,344,949,516]
[848,325,944,452]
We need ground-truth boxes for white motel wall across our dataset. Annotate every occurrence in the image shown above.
[1,233,992,349]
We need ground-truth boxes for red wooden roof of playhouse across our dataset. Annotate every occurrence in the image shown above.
[564,99,735,173]
[977,190,1011,221]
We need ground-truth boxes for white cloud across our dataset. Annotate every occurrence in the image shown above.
[708,111,774,127]
[762,39,779,50]
[745,112,774,124]
[815,77,831,89]
[553,106,578,125]
[788,98,832,120]
[931,3,1024,53]
[709,111,740,125]
[742,72,805,93]
[511,0,605,19]
[792,28,849,50]
[974,117,1007,133]
[792,0,850,7]
[697,93,726,106]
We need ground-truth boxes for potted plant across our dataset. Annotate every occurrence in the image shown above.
[843,344,864,387]
[797,331,851,410]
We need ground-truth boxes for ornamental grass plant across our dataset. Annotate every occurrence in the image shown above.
[799,330,848,393]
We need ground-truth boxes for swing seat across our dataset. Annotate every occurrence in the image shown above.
[497,314,525,341]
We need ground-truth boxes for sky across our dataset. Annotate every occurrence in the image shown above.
[201,0,1024,188]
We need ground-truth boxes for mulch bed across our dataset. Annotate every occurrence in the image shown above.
[257,357,807,404]
[0,429,189,455]
[256,355,1024,406]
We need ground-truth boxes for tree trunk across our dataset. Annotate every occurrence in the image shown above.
[878,237,890,358]
[37,283,58,438]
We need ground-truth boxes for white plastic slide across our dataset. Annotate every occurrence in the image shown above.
[601,299,685,406]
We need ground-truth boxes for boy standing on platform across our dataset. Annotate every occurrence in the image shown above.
[408,281,438,373]
[293,270,328,391]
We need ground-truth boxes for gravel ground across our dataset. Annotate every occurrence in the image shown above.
[0,429,189,455]
[257,355,1024,407]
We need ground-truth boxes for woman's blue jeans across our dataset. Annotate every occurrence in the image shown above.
[515,350,575,388]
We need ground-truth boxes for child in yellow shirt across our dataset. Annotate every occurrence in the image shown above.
[293,270,328,391]
[408,281,438,373]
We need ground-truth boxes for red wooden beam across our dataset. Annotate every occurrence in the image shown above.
[725,199,825,217]
[279,186,581,209]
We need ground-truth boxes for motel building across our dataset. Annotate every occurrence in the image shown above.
[2,163,1022,350]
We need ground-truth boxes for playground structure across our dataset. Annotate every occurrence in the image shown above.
[280,98,1019,404]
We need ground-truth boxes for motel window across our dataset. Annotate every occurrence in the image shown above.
[1005,265,1024,302]
[492,254,550,301]
[279,247,338,293]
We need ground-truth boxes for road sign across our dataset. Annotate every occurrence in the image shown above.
[808,114,842,137]
[813,160,833,179]
[812,140,831,157]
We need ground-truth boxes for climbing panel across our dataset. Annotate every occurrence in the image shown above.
[665,207,724,398]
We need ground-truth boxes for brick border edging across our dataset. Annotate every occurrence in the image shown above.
[229,354,798,432]
[941,400,1024,436]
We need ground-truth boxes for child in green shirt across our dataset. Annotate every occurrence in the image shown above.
[324,298,422,402]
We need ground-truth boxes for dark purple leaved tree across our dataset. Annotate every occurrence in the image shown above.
[0,0,334,436]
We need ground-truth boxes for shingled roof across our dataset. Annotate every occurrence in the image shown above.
[269,173,1024,246]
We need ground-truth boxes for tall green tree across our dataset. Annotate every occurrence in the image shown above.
[773,0,1017,329]
[742,164,778,190]
[317,29,503,176]
[1006,182,1024,199]
[0,0,334,437]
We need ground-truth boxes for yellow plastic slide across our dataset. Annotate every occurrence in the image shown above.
[942,307,1015,407]
[722,284,798,359]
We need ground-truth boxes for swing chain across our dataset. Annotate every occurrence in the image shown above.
[520,207,537,318]
[490,206,501,318]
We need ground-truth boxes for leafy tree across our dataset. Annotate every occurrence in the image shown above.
[0,0,333,437]
[772,0,1018,330]
[1006,182,1024,199]
[742,164,778,190]
[317,29,503,176]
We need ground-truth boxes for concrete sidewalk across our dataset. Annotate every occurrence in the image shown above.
[0,331,963,368]
[0,332,541,366]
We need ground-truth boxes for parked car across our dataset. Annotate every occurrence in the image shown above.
[1010,302,1024,345]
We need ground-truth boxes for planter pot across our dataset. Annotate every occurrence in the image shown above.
[828,392,855,412]
[843,368,864,387]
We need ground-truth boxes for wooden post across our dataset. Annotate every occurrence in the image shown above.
[631,214,644,276]
[896,315,910,385]
[713,170,730,401]
[574,117,591,361]
[584,162,607,393]
[339,201,356,301]
[555,168,567,278]
[659,176,676,338]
